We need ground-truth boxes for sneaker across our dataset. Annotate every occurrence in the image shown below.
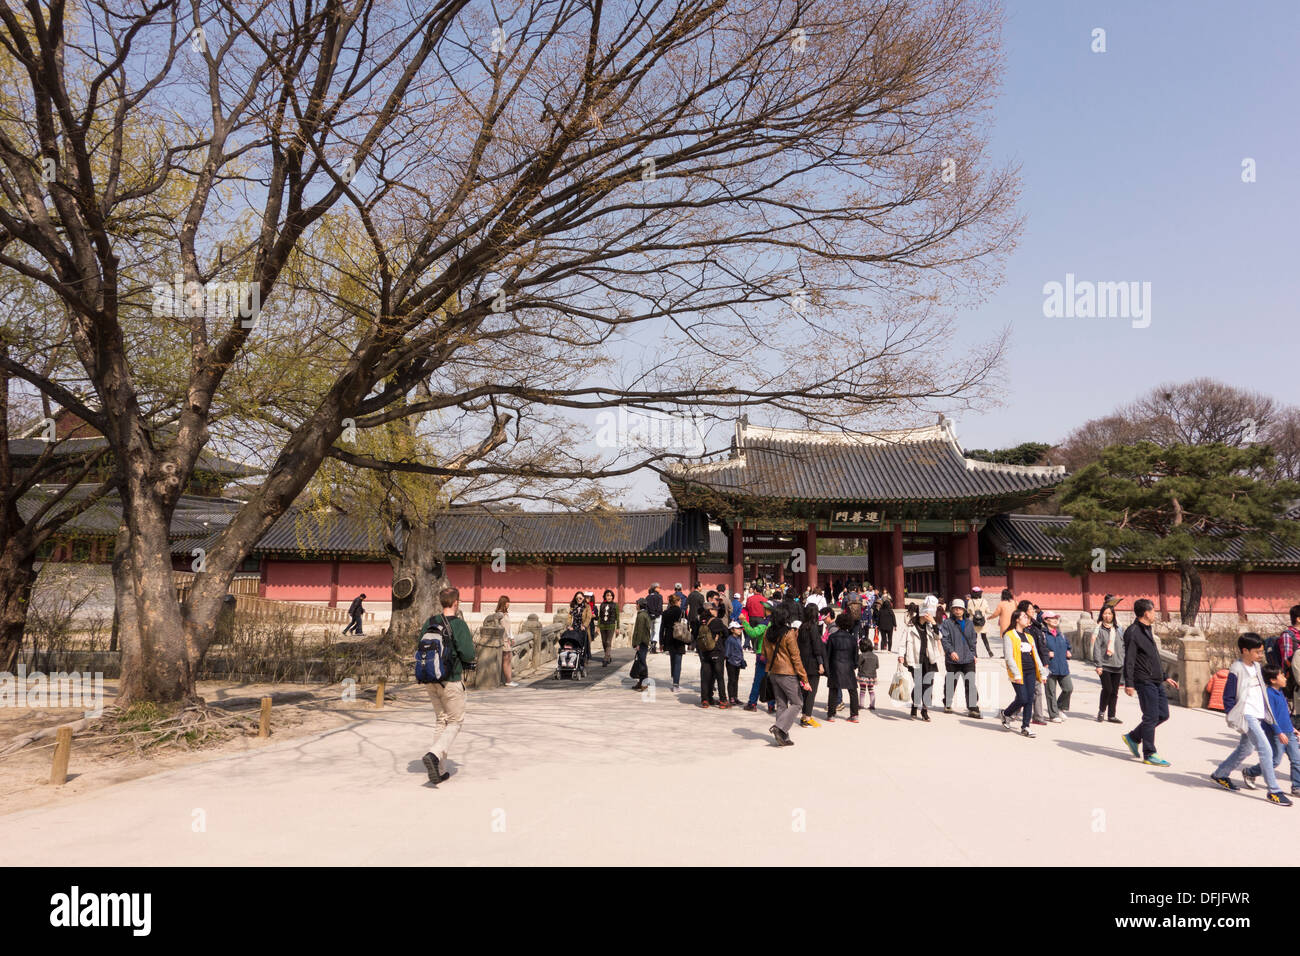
[1210,775,1241,792]
[848,716,860,723]
[1267,791,1293,807]
[825,713,836,722]
[769,725,782,746]
[1031,719,1047,726]
[1144,755,1171,767]
[1292,787,1300,797]
[1107,716,1123,723]
[968,708,982,719]
[1050,716,1064,723]
[1021,728,1036,738]
[805,716,822,728]
[1096,713,1104,723]
[743,702,757,712]
[717,701,730,709]
[868,704,876,711]
[422,752,448,786]
[921,711,931,722]
[1000,710,1012,730]
[1059,713,1068,722]
[943,706,953,715]
[1240,769,1258,790]
[671,684,680,692]
[1121,733,1140,759]
[505,681,520,687]
[767,704,776,714]
[700,701,710,708]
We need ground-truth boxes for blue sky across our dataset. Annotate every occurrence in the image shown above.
[585,0,1300,505]
[954,0,1300,450]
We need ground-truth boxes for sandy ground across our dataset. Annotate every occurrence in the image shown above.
[0,648,1293,866]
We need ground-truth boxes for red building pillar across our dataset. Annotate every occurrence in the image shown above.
[731,523,744,598]
[544,565,554,614]
[473,562,483,613]
[967,526,981,595]
[891,525,905,602]
[328,559,340,608]
[1157,570,1170,621]
[1234,571,1247,621]
[617,561,627,605]
[258,557,268,598]
[1081,571,1092,615]
[805,522,818,594]
[1006,564,1017,595]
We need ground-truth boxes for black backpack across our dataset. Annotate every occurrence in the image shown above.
[415,616,457,683]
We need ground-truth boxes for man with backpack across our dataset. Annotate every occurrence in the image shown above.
[417,587,477,787]
[1267,605,1300,716]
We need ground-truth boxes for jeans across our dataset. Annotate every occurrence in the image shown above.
[943,660,979,710]
[748,656,768,706]
[424,680,466,763]
[771,673,802,734]
[1126,681,1169,759]
[1248,728,1300,790]
[1046,673,1073,717]
[1098,669,1121,718]
[726,661,741,701]
[344,610,363,635]
[669,650,683,686]
[1003,680,1035,730]
[1216,716,1282,792]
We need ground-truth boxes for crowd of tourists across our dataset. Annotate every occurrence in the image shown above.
[409,579,1300,807]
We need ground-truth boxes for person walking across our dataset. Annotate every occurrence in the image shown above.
[595,588,619,667]
[419,587,477,786]
[661,592,686,692]
[876,592,896,652]
[994,588,1015,646]
[966,586,992,657]
[797,604,827,728]
[766,619,811,746]
[495,595,519,687]
[1042,611,1072,722]
[940,597,981,718]
[730,591,743,624]
[901,598,942,721]
[343,592,366,635]
[1209,635,1292,805]
[629,598,651,691]
[742,612,775,714]
[857,638,879,711]
[824,612,860,722]
[645,583,664,653]
[999,605,1046,738]
[1120,598,1180,767]
[1091,604,1125,723]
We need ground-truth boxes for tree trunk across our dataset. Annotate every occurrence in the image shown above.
[388,522,448,641]
[0,548,36,673]
[1179,560,1202,625]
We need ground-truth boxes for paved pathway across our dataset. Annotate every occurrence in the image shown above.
[0,649,1291,865]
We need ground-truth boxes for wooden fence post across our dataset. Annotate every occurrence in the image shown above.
[49,726,73,785]
[258,697,272,737]
[375,679,386,709]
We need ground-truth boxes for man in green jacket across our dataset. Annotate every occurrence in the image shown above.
[742,613,775,713]
[630,598,651,691]
[421,586,477,787]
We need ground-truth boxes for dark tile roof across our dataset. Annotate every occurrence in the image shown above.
[8,437,258,477]
[19,487,243,538]
[667,420,1064,504]
[984,513,1300,567]
[177,508,711,559]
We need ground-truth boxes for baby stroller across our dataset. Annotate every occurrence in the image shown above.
[554,627,588,680]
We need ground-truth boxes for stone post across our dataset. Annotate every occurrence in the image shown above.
[472,622,505,690]
[1178,626,1211,709]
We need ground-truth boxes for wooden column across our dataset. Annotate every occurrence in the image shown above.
[328,558,340,609]
[544,565,554,613]
[1006,564,1017,594]
[967,526,981,594]
[617,561,627,605]
[689,557,698,587]
[1081,571,1092,615]
[1234,571,1247,621]
[731,523,744,598]
[473,562,483,613]
[805,522,818,594]
[1157,570,1170,621]
[891,525,905,603]
[258,557,268,598]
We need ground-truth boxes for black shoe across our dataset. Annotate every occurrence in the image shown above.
[910,707,917,719]
[1000,710,1011,730]
[769,725,782,745]
[922,711,931,722]
[943,706,953,715]
[1268,791,1293,807]
[968,708,982,719]
[422,752,448,786]
[1210,775,1241,792]
[1106,716,1123,723]
[1096,713,1104,723]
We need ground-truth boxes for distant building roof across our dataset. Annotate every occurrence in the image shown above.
[667,419,1064,508]
[9,436,257,477]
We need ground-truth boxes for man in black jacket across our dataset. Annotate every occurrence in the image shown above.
[646,583,664,653]
[1121,598,1180,766]
[344,593,366,635]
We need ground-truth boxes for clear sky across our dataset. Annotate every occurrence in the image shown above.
[593,0,1300,506]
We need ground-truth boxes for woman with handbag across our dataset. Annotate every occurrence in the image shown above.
[900,598,942,721]
[765,619,811,746]
[629,598,651,691]
[661,592,687,691]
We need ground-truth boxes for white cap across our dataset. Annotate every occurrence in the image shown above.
[733,592,740,598]
[922,595,939,617]
[1043,609,1060,620]
[951,598,966,610]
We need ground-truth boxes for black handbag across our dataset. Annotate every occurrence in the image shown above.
[758,673,774,703]
[629,655,649,680]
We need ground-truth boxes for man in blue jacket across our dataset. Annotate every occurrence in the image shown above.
[941,599,981,718]
[1042,610,1073,722]
[1120,598,1180,767]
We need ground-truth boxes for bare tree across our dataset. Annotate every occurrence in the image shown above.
[0,0,1019,702]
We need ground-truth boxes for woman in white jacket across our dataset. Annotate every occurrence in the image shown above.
[899,597,943,721]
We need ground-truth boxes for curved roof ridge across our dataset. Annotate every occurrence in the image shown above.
[964,457,1066,478]
[740,420,952,448]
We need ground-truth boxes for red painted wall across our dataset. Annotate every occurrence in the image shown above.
[625,564,692,599]
[1086,571,1161,608]
[1007,568,1084,610]
[478,563,548,604]
[337,561,394,602]
[264,560,334,602]
[1241,572,1300,615]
